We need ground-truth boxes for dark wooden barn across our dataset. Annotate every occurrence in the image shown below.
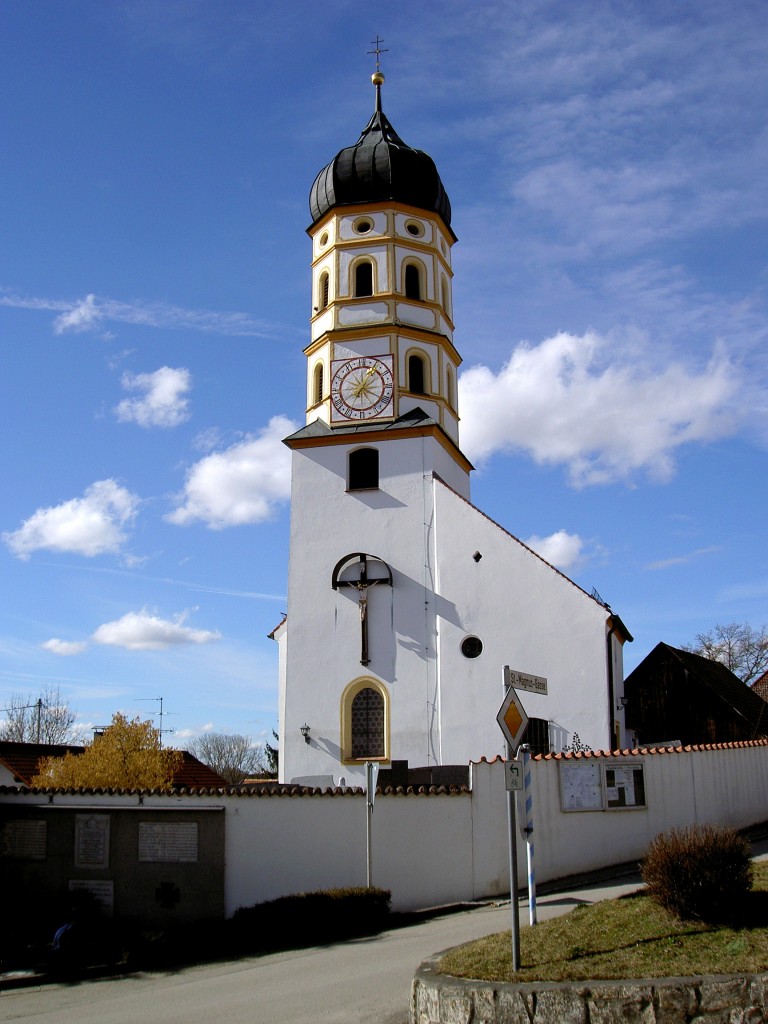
[624,642,768,746]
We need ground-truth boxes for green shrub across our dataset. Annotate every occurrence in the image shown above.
[230,886,391,950]
[641,824,752,922]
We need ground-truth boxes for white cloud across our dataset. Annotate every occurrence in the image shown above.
[91,608,221,650]
[53,293,102,334]
[41,638,88,656]
[645,546,722,571]
[525,530,585,572]
[459,332,742,487]
[3,480,140,560]
[1,290,288,339]
[167,415,297,529]
[115,366,192,428]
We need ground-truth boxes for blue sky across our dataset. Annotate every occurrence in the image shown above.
[1,1,766,747]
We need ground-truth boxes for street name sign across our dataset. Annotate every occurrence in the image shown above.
[503,666,548,695]
[496,685,529,751]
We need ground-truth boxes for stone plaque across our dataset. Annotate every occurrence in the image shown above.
[75,814,110,867]
[0,819,46,860]
[138,821,198,863]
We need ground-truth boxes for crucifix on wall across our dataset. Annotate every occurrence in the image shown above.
[331,552,393,665]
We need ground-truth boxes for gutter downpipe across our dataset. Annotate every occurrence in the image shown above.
[606,619,618,749]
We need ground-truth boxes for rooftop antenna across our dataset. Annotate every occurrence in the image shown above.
[137,696,176,748]
[367,35,388,110]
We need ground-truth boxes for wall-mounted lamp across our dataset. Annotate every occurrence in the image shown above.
[617,696,629,710]
[300,723,311,744]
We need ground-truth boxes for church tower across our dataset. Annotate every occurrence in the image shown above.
[275,70,631,785]
[303,69,464,460]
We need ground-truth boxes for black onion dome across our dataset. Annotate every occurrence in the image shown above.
[309,101,452,231]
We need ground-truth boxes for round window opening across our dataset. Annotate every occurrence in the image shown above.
[406,221,423,237]
[461,636,483,659]
[319,232,329,247]
[355,219,372,234]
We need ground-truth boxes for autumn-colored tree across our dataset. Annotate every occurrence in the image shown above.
[32,713,182,790]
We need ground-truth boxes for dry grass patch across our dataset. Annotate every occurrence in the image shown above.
[439,862,768,983]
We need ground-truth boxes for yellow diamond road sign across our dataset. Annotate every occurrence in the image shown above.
[496,685,528,751]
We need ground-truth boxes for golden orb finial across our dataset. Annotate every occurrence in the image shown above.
[371,70,385,87]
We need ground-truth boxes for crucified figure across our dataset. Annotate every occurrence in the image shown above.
[336,553,389,665]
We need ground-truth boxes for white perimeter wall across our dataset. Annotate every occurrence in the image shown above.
[5,741,767,916]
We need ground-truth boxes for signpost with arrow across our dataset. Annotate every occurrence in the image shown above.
[496,673,529,972]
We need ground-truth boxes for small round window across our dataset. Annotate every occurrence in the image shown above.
[354,219,373,234]
[319,231,329,247]
[405,220,423,237]
[461,636,483,659]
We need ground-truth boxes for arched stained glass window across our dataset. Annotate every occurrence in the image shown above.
[351,687,385,759]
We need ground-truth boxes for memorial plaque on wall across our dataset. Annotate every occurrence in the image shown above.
[0,819,46,859]
[75,814,110,867]
[138,821,198,862]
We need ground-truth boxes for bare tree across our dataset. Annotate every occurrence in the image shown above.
[187,733,268,784]
[0,686,78,744]
[682,622,768,684]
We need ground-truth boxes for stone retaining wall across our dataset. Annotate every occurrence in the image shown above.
[411,953,768,1023]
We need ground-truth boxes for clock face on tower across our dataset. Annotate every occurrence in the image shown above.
[330,355,395,422]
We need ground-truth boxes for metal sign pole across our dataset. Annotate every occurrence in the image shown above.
[365,761,378,888]
[506,740,521,972]
[521,744,537,926]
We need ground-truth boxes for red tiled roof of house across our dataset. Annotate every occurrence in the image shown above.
[0,740,227,789]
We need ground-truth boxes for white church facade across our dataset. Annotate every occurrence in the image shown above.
[274,71,632,786]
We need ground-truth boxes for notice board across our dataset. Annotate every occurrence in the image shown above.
[560,761,646,812]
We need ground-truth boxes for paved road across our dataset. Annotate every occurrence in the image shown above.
[0,871,642,1024]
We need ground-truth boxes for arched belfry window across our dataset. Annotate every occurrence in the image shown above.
[313,363,324,405]
[348,447,379,490]
[341,679,389,762]
[408,353,427,395]
[446,365,455,408]
[318,271,330,310]
[441,275,450,316]
[404,262,422,300]
[354,260,374,298]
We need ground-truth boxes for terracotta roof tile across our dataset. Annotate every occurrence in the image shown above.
[0,741,227,789]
